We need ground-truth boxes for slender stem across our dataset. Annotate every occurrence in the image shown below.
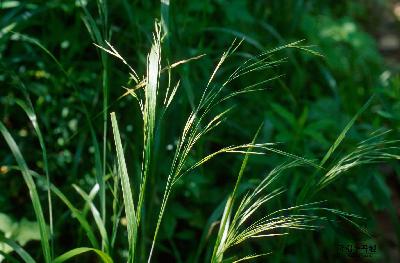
[147,176,173,262]
[101,59,108,226]
[99,0,109,238]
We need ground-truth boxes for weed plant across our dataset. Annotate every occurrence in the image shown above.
[1,1,399,262]
[1,17,399,262]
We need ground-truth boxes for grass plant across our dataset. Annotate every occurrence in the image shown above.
[1,1,399,262]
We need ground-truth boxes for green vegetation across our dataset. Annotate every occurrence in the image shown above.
[1,1,399,262]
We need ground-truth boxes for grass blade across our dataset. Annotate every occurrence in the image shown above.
[12,28,108,238]
[0,235,36,263]
[80,0,109,229]
[212,196,233,263]
[137,23,161,229]
[53,247,113,263]
[24,169,99,248]
[211,124,262,262]
[160,0,169,39]
[0,122,51,263]
[49,185,100,248]
[110,112,137,262]
[73,184,109,252]
[319,96,374,167]
[14,95,54,257]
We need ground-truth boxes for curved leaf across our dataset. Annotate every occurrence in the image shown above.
[53,247,112,263]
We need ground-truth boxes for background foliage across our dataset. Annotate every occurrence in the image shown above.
[1,0,399,262]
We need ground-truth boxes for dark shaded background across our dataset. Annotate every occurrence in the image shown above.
[1,0,399,262]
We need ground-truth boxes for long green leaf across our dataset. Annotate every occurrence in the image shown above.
[211,124,262,262]
[80,0,109,229]
[49,184,99,248]
[0,122,51,263]
[13,167,99,248]
[72,184,109,252]
[160,0,169,38]
[0,235,36,263]
[137,22,161,237]
[319,96,374,167]
[12,29,107,231]
[53,247,113,263]
[297,96,375,204]
[110,112,137,262]
[15,96,54,257]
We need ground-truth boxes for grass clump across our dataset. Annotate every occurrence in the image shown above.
[1,10,399,263]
